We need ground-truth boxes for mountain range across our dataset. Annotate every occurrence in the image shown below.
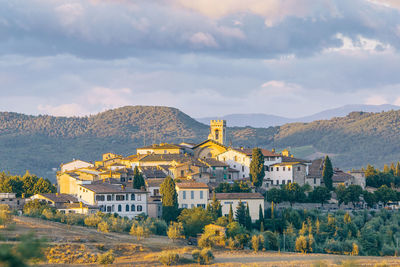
[1,105,400,181]
[197,104,400,127]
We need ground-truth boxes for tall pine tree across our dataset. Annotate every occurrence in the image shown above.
[228,204,234,223]
[245,203,252,230]
[210,192,222,220]
[258,204,264,229]
[160,176,178,222]
[250,148,265,188]
[235,200,246,226]
[396,162,400,177]
[322,156,333,190]
[133,166,145,189]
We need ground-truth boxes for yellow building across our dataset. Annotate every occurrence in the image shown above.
[208,120,226,145]
[192,139,228,159]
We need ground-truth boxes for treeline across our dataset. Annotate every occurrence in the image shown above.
[365,163,400,188]
[0,171,56,197]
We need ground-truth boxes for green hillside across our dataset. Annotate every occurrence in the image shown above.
[0,106,399,181]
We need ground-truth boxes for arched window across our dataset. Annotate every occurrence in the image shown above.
[137,205,143,212]
[131,194,135,200]
[126,205,130,212]
[215,129,219,140]
[131,204,135,212]
[118,205,122,212]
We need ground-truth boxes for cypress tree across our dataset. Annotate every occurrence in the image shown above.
[210,192,222,220]
[245,203,252,230]
[258,204,264,229]
[322,156,333,190]
[383,164,390,174]
[250,148,265,188]
[390,163,396,174]
[160,176,178,222]
[228,204,234,223]
[396,162,400,177]
[235,200,246,226]
[133,166,145,189]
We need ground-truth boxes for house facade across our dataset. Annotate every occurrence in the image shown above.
[176,182,209,209]
[214,192,264,221]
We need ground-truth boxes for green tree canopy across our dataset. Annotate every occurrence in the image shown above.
[309,186,331,207]
[322,156,333,190]
[178,207,213,237]
[250,148,265,188]
[160,176,178,222]
[235,200,246,226]
[133,166,145,189]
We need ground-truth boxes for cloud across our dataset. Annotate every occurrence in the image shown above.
[38,103,88,117]
[190,32,219,48]
[365,95,388,105]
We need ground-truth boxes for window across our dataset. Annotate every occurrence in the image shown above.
[191,191,194,199]
[96,195,105,201]
[276,180,279,185]
[126,205,129,212]
[131,194,135,200]
[107,195,112,201]
[118,205,122,212]
[116,195,125,201]
[288,180,292,184]
[182,204,188,208]
[283,167,286,171]
[297,167,301,171]
[183,191,186,199]
[200,191,203,199]
[288,167,291,171]
[282,180,286,185]
[154,189,159,196]
[276,167,279,171]
[137,194,141,201]
[137,205,143,212]
[197,204,206,208]
[131,204,135,211]
[191,204,195,208]
[242,166,244,172]
[224,174,227,180]
[314,178,316,184]
[107,206,112,212]
[181,170,185,177]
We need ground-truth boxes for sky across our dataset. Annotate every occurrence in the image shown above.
[1,0,400,118]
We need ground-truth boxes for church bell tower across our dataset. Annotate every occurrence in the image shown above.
[208,120,226,145]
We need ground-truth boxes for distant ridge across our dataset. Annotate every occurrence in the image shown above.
[1,105,400,180]
[197,104,400,127]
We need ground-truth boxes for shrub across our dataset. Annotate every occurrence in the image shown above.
[167,222,184,242]
[98,221,109,233]
[251,234,264,252]
[41,208,54,221]
[97,250,115,265]
[192,248,214,265]
[158,251,179,266]
[84,214,102,227]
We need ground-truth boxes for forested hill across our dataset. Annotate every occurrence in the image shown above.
[1,106,400,181]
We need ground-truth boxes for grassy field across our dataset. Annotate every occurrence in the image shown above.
[1,216,400,266]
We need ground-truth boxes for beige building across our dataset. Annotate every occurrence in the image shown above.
[137,143,185,155]
[0,193,24,210]
[176,182,209,209]
[60,160,94,173]
[214,192,264,221]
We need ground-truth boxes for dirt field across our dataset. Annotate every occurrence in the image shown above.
[2,216,400,266]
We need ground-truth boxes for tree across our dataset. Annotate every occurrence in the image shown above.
[235,200,246,226]
[383,164,390,174]
[178,207,213,237]
[396,162,400,177]
[228,204,234,223]
[266,188,282,204]
[245,203,252,230]
[322,156,333,190]
[160,176,178,222]
[295,235,308,254]
[375,185,397,207]
[250,148,265,188]
[335,184,349,208]
[133,166,145,189]
[363,190,376,209]
[365,164,377,177]
[346,185,363,208]
[309,186,331,207]
[33,178,55,194]
[130,224,150,241]
[258,204,264,230]
[167,222,184,242]
[210,192,222,220]
[282,182,304,207]
[390,163,396,174]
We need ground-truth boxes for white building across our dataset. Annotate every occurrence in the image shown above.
[264,162,308,187]
[60,160,94,173]
[214,193,264,221]
[78,183,148,219]
[176,182,209,209]
[216,148,282,179]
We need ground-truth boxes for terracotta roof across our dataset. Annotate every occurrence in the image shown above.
[200,158,229,167]
[307,158,324,178]
[146,178,165,187]
[192,139,227,149]
[332,170,354,183]
[139,154,193,162]
[138,143,184,150]
[36,194,79,204]
[281,156,311,164]
[176,182,209,189]
[232,148,280,157]
[214,193,264,200]
[81,183,147,194]
[140,167,167,179]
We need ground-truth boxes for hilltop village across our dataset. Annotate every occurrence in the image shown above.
[23,120,366,220]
